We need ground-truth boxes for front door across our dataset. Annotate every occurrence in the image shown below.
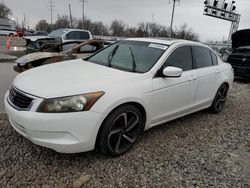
[150,46,198,126]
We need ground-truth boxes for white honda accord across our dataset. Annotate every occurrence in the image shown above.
[5,38,234,157]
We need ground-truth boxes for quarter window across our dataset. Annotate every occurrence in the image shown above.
[163,46,193,71]
[211,52,218,65]
[193,46,213,68]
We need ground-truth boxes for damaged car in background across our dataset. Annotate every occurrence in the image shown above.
[14,40,109,72]
[227,29,250,78]
[24,28,93,54]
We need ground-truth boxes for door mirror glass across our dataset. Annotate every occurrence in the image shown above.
[162,66,183,77]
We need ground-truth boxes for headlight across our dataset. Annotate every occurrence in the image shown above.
[37,91,104,113]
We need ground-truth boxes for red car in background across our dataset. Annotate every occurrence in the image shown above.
[16,29,25,37]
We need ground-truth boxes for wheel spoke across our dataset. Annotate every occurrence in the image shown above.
[220,98,226,102]
[115,133,122,153]
[220,88,226,97]
[126,116,139,132]
[122,113,128,125]
[109,129,121,137]
[216,101,222,111]
[122,133,136,143]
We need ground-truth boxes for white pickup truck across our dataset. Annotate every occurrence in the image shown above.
[23,28,92,53]
[0,28,17,36]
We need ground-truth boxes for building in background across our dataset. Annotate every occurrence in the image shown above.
[0,18,16,30]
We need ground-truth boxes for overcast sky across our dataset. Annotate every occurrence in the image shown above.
[4,0,250,42]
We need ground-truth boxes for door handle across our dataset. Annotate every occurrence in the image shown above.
[188,75,197,81]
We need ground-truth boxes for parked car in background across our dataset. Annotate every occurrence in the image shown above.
[23,36,58,54]
[227,29,250,78]
[23,28,92,54]
[0,28,17,36]
[27,31,48,36]
[16,29,25,37]
[5,38,234,157]
[49,28,92,43]
[13,40,106,72]
[0,18,16,36]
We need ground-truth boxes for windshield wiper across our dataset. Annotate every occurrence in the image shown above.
[129,47,137,72]
[107,45,119,67]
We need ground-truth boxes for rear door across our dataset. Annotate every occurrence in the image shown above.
[192,46,220,106]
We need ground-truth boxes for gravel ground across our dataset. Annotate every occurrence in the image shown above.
[0,80,249,188]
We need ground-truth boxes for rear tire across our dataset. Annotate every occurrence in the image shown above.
[98,105,143,157]
[210,84,228,114]
[8,33,14,37]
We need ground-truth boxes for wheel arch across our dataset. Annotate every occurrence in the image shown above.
[94,100,147,150]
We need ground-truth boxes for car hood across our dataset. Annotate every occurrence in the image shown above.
[13,59,136,98]
[232,29,250,49]
[23,36,53,42]
[15,52,63,65]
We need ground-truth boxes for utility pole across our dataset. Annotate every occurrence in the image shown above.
[69,4,73,28]
[48,0,55,25]
[23,14,26,29]
[170,0,177,38]
[80,0,86,29]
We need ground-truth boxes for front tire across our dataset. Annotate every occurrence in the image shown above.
[210,84,229,113]
[98,105,143,157]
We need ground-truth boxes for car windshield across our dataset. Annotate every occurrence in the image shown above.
[87,40,167,73]
[48,29,66,38]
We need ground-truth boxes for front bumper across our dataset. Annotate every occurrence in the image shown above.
[4,92,103,153]
[232,65,250,78]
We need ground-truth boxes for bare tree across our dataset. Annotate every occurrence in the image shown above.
[90,22,109,36]
[174,23,200,41]
[110,20,126,36]
[54,15,70,29]
[137,22,150,37]
[36,17,199,42]
[36,20,49,32]
[0,3,12,19]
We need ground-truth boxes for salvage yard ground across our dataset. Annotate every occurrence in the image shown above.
[0,80,249,187]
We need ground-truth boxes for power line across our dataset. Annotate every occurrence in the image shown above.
[80,0,87,29]
[48,0,55,25]
[169,0,180,38]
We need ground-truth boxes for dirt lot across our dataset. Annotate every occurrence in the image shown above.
[0,63,18,112]
[0,80,249,188]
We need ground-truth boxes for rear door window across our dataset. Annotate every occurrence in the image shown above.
[79,31,90,40]
[66,31,79,40]
[193,46,213,68]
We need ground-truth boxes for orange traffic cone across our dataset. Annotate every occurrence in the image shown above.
[6,37,11,50]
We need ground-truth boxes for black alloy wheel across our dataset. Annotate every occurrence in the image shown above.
[98,105,143,157]
[210,84,228,113]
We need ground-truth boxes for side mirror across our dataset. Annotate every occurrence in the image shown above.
[162,66,183,77]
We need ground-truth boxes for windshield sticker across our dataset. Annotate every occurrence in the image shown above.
[148,43,168,50]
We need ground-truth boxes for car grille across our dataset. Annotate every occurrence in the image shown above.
[228,55,250,67]
[9,87,33,110]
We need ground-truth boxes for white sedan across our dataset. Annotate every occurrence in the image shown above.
[4,38,234,157]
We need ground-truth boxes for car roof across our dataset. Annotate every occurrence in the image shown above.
[126,38,202,46]
[57,28,90,33]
